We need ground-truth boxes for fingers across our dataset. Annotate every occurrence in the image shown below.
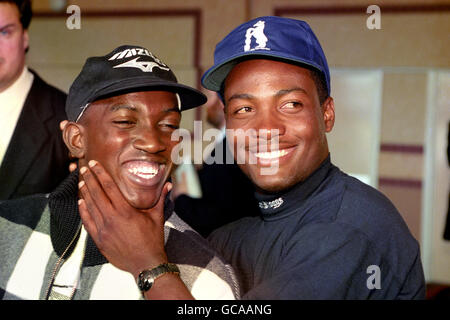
[59,120,68,131]
[69,162,77,172]
[78,164,113,224]
[158,181,172,210]
[78,197,98,237]
[163,182,172,205]
[85,160,129,210]
[78,159,171,228]
[78,179,104,237]
[144,181,172,223]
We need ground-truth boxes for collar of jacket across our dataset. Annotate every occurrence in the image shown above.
[254,154,332,221]
[48,170,106,266]
[48,170,175,267]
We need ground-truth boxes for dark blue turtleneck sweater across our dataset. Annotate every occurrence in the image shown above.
[208,156,425,299]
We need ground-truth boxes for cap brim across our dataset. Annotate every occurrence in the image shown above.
[92,76,206,111]
[202,51,326,92]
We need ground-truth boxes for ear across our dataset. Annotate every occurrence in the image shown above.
[62,121,86,159]
[23,29,29,52]
[322,97,335,133]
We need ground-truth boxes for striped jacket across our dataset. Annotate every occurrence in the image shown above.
[0,172,240,300]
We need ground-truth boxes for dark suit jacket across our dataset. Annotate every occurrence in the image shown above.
[0,70,70,200]
[444,121,450,240]
[174,137,260,237]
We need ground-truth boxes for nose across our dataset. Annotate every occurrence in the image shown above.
[132,125,166,154]
[254,109,286,141]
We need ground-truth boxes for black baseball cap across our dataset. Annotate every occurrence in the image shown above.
[66,45,207,121]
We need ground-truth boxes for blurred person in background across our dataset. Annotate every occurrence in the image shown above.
[173,88,259,237]
[0,0,69,200]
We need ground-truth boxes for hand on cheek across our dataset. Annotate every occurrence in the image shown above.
[78,160,172,278]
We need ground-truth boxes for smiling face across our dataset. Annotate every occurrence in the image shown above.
[75,90,181,209]
[223,59,335,193]
[0,2,28,92]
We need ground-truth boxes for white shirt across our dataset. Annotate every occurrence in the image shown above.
[0,66,34,166]
[49,225,88,300]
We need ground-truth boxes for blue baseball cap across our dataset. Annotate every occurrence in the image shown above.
[201,16,330,96]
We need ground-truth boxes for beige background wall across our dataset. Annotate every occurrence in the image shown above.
[27,0,450,284]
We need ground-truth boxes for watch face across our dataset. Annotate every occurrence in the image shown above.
[137,263,180,292]
[138,270,154,292]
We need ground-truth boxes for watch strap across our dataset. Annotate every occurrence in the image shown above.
[137,263,180,292]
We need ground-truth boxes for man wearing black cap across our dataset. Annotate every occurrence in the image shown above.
[0,45,239,300]
[202,16,425,299]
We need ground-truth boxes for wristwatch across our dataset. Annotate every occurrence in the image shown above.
[137,263,180,292]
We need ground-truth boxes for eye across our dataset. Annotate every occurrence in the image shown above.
[162,123,179,129]
[0,25,16,37]
[0,29,11,36]
[112,119,136,128]
[280,101,303,109]
[235,106,253,114]
[159,121,179,131]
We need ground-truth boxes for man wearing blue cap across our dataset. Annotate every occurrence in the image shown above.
[203,16,425,299]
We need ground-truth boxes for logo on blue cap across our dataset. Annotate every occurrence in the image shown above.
[244,20,270,52]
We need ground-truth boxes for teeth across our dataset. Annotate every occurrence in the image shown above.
[254,149,289,159]
[128,166,159,179]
